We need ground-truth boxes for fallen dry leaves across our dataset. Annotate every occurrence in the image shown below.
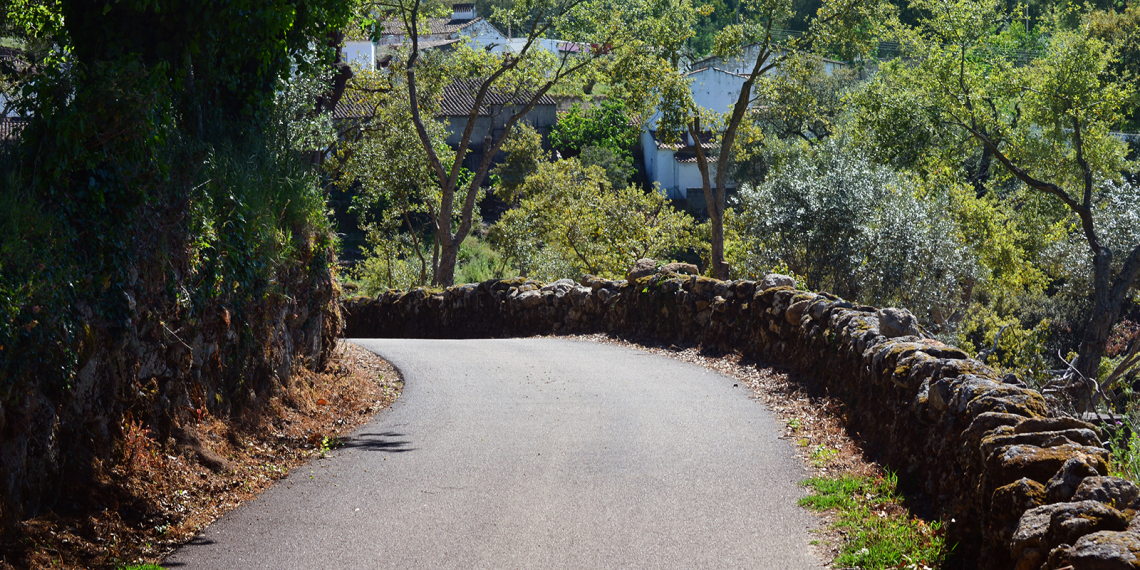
[1,341,401,570]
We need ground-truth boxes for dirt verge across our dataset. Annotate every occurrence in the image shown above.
[0,341,401,570]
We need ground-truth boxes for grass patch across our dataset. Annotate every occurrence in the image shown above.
[1108,424,1140,483]
[800,472,949,569]
[456,234,511,284]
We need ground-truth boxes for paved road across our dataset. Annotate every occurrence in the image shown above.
[164,338,823,569]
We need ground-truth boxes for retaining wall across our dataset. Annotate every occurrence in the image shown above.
[342,271,1140,570]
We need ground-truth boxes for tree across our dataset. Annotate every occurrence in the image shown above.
[736,138,979,321]
[357,0,634,286]
[549,98,641,159]
[489,158,698,280]
[56,0,352,122]
[646,0,892,279]
[1087,2,1140,133]
[325,57,455,288]
[490,122,547,201]
[850,0,1139,405]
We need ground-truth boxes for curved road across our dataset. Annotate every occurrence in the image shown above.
[165,338,823,569]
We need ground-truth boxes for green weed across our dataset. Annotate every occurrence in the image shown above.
[456,235,510,284]
[809,444,839,467]
[800,473,948,569]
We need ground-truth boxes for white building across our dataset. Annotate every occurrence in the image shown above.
[640,48,848,206]
[346,5,580,71]
[344,4,509,71]
[690,44,846,77]
[640,66,748,202]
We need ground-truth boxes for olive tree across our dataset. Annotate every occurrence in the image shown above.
[489,159,698,280]
[356,0,644,286]
[736,139,979,322]
[634,0,892,279]
[850,0,1139,401]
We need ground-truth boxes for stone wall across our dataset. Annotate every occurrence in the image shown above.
[0,248,341,529]
[342,270,1140,570]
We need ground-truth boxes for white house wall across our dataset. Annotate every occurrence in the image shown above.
[696,46,845,77]
[460,20,507,43]
[343,40,376,71]
[644,67,745,130]
[642,68,744,199]
[674,161,706,199]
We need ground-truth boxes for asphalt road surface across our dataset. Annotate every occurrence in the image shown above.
[164,338,824,569]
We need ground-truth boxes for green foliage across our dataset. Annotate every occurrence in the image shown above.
[356,0,649,286]
[1087,2,1140,132]
[578,145,636,189]
[1109,426,1140,483]
[456,235,511,284]
[735,139,979,324]
[750,53,859,143]
[955,305,1054,387]
[491,122,548,202]
[61,0,353,118]
[489,159,698,280]
[326,56,455,288]
[351,234,429,295]
[0,0,64,45]
[0,48,338,399]
[800,472,949,570]
[549,99,640,160]
[848,0,1139,386]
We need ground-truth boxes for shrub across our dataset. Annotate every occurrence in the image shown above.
[735,139,979,326]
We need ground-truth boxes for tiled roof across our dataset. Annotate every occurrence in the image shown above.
[675,154,713,163]
[380,16,484,37]
[332,92,373,120]
[648,130,713,151]
[0,118,28,143]
[329,79,556,121]
[438,78,556,117]
[417,38,463,50]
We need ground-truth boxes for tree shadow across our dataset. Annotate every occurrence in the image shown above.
[339,431,416,453]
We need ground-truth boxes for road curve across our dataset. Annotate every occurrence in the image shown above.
[164,338,823,569]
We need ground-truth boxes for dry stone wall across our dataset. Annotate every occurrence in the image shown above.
[0,252,340,529]
[342,269,1140,570]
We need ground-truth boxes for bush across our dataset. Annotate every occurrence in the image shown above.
[489,159,697,281]
[549,98,639,160]
[735,139,979,326]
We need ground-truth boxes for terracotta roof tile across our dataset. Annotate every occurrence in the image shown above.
[381,16,484,37]
[438,78,556,117]
[332,92,373,120]
[648,130,713,151]
[675,154,712,163]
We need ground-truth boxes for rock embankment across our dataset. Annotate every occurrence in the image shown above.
[342,266,1139,570]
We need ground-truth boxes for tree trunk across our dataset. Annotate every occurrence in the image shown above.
[709,216,728,279]
[435,234,459,286]
[689,123,728,279]
[1074,245,1140,395]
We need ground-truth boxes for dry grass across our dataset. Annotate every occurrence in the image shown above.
[1,341,401,570]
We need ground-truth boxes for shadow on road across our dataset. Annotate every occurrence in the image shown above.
[162,536,217,567]
[341,431,415,453]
